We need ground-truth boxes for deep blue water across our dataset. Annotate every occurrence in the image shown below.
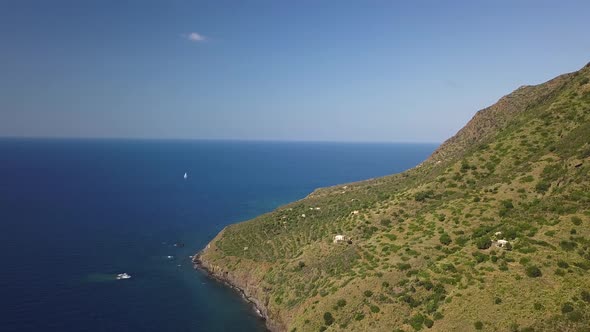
[0,139,436,332]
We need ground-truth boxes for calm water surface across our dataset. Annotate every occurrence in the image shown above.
[0,139,436,331]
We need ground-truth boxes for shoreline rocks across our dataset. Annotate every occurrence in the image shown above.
[192,252,282,332]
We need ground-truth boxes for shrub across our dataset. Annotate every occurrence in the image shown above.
[494,297,502,304]
[456,236,468,246]
[433,312,444,320]
[439,233,452,245]
[380,218,392,227]
[415,190,434,202]
[571,216,582,225]
[409,314,424,331]
[581,290,590,303]
[568,310,583,322]
[473,252,489,263]
[397,263,411,271]
[533,302,544,310]
[561,302,574,314]
[501,200,514,209]
[354,313,365,321]
[323,312,334,326]
[475,237,492,249]
[336,299,347,308]
[560,240,577,251]
[474,321,483,330]
[557,260,569,268]
[424,317,434,328]
[535,181,550,193]
[370,305,380,313]
[525,266,542,278]
[363,290,373,297]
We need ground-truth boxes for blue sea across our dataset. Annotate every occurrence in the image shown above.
[0,139,436,332]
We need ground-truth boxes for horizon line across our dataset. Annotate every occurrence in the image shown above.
[0,135,442,145]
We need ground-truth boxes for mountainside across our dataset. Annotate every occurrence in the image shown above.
[195,62,590,332]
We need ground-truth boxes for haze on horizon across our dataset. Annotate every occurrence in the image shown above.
[1,0,589,143]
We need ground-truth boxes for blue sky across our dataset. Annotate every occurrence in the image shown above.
[1,0,589,142]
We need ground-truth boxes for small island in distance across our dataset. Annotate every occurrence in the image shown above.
[195,62,590,331]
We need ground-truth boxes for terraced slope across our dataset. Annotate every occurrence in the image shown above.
[195,62,590,332]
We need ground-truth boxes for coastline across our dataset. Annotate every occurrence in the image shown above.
[192,252,280,332]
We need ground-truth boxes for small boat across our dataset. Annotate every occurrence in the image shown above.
[183,172,188,179]
[167,255,174,259]
[116,273,131,280]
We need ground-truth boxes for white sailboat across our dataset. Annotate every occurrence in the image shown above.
[183,172,188,179]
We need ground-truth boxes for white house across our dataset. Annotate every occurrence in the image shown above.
[333,235,346,243]
[496,239,509,248]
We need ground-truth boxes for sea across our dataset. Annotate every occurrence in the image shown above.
[0,139,436,332]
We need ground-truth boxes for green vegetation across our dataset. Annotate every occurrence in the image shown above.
[323,312,334,326]
[474,321,484,330]
[525,266,542,278]
[199,63,590,331]
[561,302,574,314]
[439,233,452,245]
[409,313,425,330]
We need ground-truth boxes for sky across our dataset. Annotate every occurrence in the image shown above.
[1,0,589,143]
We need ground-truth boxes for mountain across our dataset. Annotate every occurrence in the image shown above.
[195,62,590,332]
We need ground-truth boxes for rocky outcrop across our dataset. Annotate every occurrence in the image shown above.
[425,71,574,164]
[193,249,286,332]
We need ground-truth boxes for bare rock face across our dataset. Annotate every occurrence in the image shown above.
[426,71,574,165]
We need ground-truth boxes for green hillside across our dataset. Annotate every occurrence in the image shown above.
[195,62,590,332]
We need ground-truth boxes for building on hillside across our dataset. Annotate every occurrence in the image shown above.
[495,239,511,249]
[333,235,346,243]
